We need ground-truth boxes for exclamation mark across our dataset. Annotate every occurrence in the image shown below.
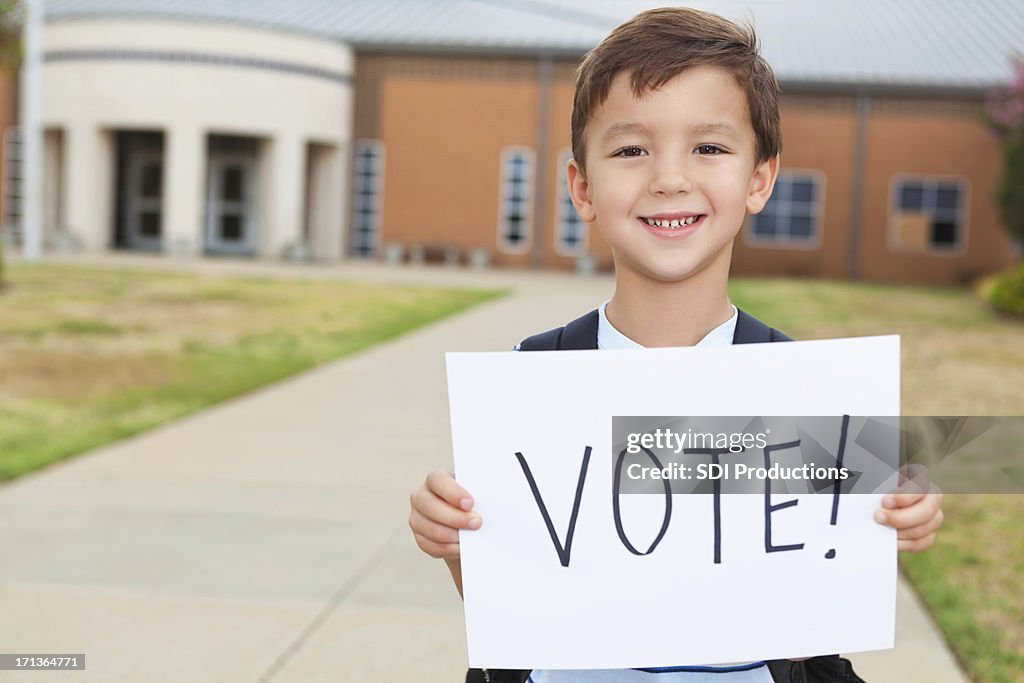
[826,414,850,559]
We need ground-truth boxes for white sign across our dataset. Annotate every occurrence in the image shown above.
[446,336,900,670]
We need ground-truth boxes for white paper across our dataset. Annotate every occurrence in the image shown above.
[446,336,899,670]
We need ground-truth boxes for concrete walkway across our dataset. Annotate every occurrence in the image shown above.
[0,256,968,682]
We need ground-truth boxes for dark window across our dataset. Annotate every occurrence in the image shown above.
[141,163,162,199]
[350,140,383,257]
[223,166,243,201]
[893,178,964,250]
[220,214,242,241]
[899,185,924,211]
[3,127,23,231]
[555,150,587,254]
[141,211,161,237]
[749,172,822,244]
[500,148,533,251]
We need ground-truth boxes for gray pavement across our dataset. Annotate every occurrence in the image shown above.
[0,255,968,682]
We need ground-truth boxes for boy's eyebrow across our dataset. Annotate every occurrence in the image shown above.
[601,122,743,142]
[601,122,651,142]
[690,123,742,139]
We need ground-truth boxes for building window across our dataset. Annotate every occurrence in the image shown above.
[498,146,533,253]
[555,149,587,255]
[748,171,823,246]
[3,126,22,236]
[351,139,384,257]
[891,177,967,251]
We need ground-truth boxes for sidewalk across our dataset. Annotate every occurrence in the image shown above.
[0,257,968,682]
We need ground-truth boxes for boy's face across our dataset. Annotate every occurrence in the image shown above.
[568,65,778,286]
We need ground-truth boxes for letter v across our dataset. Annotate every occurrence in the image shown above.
[514,447,592,568]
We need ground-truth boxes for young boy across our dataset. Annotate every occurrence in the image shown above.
[409,7,944,682]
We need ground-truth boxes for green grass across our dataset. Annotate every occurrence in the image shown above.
[1,266,1021,681]
[731,277,1024,683]
[901,496,1024,683]
[0,263,504,480]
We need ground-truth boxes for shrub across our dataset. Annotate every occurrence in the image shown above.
[987,263,1024,316]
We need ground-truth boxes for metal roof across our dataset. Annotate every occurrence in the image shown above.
[46,0,1024,90]
[44,0,613,54]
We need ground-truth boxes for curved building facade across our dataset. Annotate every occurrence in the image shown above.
[2,0,1017,283]
[40,18,353,259]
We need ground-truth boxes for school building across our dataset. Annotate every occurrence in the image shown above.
[1,0,1021,283]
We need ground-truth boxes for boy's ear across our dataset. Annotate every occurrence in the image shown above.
[746,154,780,215]
[567,157,596,223]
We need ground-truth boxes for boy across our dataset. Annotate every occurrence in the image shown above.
[409,7,944,681]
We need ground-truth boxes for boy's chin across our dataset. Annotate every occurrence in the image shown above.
[616,250,732,286]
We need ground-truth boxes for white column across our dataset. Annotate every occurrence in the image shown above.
[63,123,113,251]
[261,133,305,258]
[164,125,205,256]
[42,129,62,245]
[307,143,345,261]
[334,141,349,262]
[19,0,42,261]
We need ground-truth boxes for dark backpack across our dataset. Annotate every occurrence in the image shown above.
[467,309,865,683]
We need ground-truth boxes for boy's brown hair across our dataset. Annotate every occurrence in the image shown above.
[571,6,782,170]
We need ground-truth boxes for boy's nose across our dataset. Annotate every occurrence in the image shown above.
[649,160,693,196]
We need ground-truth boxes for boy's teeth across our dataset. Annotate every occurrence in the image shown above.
[644,216,699,228]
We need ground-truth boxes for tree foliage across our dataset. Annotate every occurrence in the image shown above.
[0,0,20,68]
[0,0,18,288]
[988,57,1024,245]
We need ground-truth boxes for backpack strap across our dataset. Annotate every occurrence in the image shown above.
[518,309,600,351]
[733,308,792,344]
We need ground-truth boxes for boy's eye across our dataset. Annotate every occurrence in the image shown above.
[696,144,725,155]
[613,145,647,157]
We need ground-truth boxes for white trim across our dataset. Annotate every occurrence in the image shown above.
[496,145,534,254]
[351,138,385,257]
[744,168,826,251]
[553,148,587,256]
[887,174,970,256]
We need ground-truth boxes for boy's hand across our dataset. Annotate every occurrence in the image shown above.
[409,470,482,561]
[874,465,944,552]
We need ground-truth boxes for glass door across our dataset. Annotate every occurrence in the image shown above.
[125,151,163,251]
[205,155,256,255]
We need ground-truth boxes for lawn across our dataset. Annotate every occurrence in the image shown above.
[0,266,1020,681]
[731,278,1024,683]
[0,263,503,481]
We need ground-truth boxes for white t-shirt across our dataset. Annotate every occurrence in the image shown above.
[529,302,774,683]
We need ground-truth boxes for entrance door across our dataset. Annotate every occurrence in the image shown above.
[125,150,163,251]
[205,155,256,255]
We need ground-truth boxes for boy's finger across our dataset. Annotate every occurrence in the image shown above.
[412,533,462,560]
[426,470,475,511]
[898,534,936,553]
[881,481,942,510]
[897,509,944,541]
[409,508,462,544]
[880,490,925,509]
[411,487,482,530]
[874,494,941,529]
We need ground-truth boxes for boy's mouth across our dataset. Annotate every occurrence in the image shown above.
[640,215,703,229]
[638,213,706,235]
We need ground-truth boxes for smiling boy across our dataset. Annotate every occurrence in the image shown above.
[410,7,943,682]
[568,61,774,349]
